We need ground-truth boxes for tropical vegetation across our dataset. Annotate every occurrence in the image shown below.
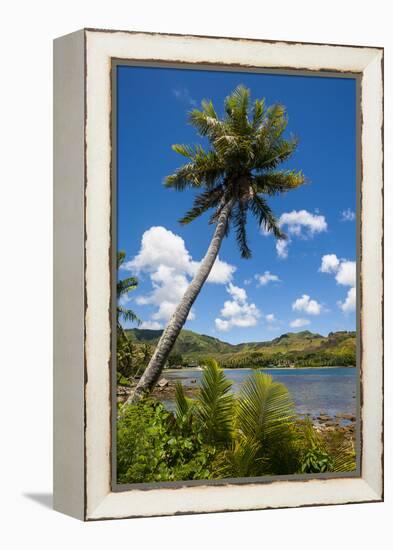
[117,360,355,483]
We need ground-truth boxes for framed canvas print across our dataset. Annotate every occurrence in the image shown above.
[53,28,384,520]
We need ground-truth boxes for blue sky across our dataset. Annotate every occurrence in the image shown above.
[117,65,357,344]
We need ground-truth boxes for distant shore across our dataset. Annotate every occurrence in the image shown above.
[164,365,356,372]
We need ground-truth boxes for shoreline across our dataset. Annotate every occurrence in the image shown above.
[164,365,356,373]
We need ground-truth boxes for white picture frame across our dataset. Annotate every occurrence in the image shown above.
[53,28,383,521]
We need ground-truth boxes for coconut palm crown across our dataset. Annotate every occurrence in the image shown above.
[166,85,305,258]
[127,86,306,404]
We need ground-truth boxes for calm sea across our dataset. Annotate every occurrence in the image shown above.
[164,367,357,418]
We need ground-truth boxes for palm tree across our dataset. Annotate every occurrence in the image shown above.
[117,250,141,332]
[129,85,305,403]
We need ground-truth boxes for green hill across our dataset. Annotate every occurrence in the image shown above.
[125,328,356,368]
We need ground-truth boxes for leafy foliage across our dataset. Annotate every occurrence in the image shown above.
[117,361,356,483]
[117,399,216,483]
[194,358,234,445]
[117,251,140,328]
[166,85,306,258]
[117,340,153,380]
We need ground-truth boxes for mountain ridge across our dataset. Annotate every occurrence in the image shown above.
[125,328,356,368]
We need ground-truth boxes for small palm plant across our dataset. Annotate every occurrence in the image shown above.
[117,250,140,331]
[129,86,305,402]
[174,360,301,477]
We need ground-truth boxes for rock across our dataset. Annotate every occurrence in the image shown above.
[158,377,169,388]
[340,414,356,422]
[317,415,331,422]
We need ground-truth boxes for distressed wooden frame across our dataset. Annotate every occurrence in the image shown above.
[53,28,384,521]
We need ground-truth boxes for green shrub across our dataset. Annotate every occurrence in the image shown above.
[117,400,216,483]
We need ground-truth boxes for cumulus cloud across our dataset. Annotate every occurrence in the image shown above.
[124,226,235,324]
[263,210,327,259]
[265,313,276,323]
[341,208,356,222]
[320,254,356,287]
[290,318,310,328]
[335,261,356,287]
[319,254,356,313]
[279,209,328,237]
[215,283,260,332]
[338,287,356,313]
[320,253,340,274]
[256,271,281,286]
[292,294,322,315]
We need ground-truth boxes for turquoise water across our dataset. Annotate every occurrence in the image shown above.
[164,367,357,418]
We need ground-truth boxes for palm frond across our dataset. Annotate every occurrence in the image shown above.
[233,202,252,259]
[253,170,306,195]
[117,277,138,298]
[179,186,224,225]
[254,136,299,171]
[237,372,295,446]
[117,250,126,269]
[224,85,251,135]
[117,305,141,326]
[249,194,285,239]
[175,381,191,420]
[171,143,198,158]
[252,98,265,129]
[213,435,262,478]
[164,162,205,190]
[188,108,226,140]
[165,150,224,191]
[331,441,356,472]
[195,359,234,445]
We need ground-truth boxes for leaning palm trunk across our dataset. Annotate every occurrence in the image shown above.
[127,200,233,404]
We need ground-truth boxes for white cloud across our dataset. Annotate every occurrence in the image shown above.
[256,271,281,286]
[319,254,356,314]
[292,294,322,315]
[290,318,310,328]
[263,210,327,259]
[320,253,340,274]
[276,239,289,259]
[341,208,356,222]
[227,282,247,303]
[319,254,356,287]
[215,318,230,332]
[172,87,197,106]
[335,261,356,287]
[279,209,327,237]
[124,226,235,324]
[215,284,260,332]
[338,287,356,313]
[265,313,276,323]
[202,260,236,284]
[140,320,163,330]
